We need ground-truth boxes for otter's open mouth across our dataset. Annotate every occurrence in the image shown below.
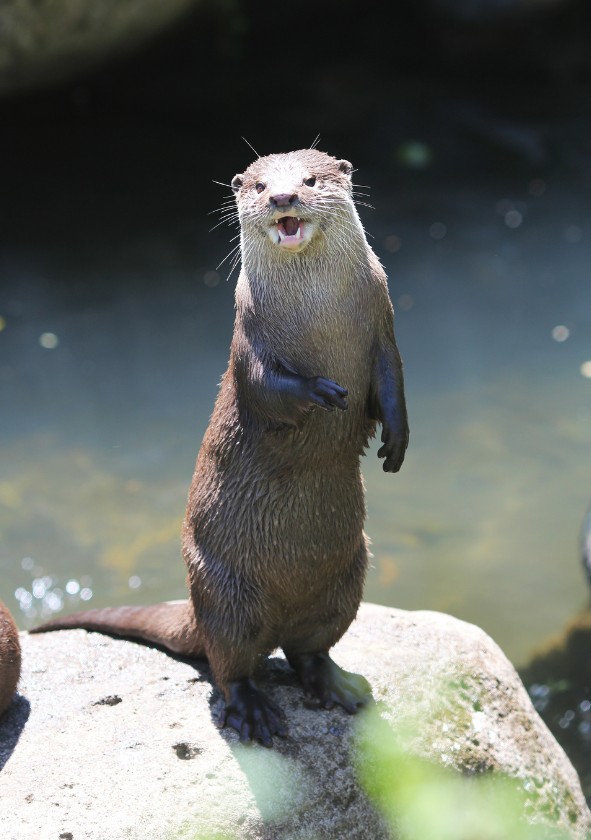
[274,216,305,248]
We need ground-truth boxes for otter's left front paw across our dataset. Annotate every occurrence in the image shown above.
[378,424,409,473]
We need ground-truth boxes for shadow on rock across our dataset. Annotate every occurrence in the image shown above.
[0,694,31,771]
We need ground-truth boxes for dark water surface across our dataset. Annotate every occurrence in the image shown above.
[0,40,590,671]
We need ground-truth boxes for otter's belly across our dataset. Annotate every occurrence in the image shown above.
[192,441,366,577]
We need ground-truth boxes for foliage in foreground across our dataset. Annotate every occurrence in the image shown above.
[355,706,572,840]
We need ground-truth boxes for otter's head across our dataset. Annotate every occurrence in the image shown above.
[231,150,355,254]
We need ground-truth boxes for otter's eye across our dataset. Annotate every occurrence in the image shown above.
[304,176,316,187]
[255,182,265,194]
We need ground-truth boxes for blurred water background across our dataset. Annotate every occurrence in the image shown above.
[1,0,590,674]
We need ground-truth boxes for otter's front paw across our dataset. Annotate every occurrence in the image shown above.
[217,678,288,747]
[303,377,348,412]
[378,422,409,472]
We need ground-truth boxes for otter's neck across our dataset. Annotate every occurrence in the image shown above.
[235,216,377,381]
[238,216,372,311]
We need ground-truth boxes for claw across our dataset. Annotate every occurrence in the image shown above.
[306,376,349,412]
[288,651,372,715]
[220,678,288,747]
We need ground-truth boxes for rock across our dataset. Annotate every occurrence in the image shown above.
[0,0,201,96]
[0,602,589,839]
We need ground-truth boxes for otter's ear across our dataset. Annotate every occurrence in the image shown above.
[337,160,354,177]
[231,174,244,193]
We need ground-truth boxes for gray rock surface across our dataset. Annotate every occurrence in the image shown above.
[0,602,589,839]
[0,0,201,96]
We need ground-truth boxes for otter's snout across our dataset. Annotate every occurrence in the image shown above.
[269,192,298,209]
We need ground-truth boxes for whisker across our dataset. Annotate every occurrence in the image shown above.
[216,242,241,271]
[209,217,240,233]
[210,210,237,219]
[226,252,242,282]
[210,207,239,218]
[241,136,260,158]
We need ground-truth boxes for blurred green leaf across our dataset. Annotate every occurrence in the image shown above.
[354,707,570,840]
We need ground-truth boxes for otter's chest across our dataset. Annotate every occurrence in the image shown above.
[263,281,376,387]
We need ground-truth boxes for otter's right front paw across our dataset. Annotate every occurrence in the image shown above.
[303,377,348,412]
[217,678,288,747]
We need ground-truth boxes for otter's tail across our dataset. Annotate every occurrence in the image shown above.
[30,599,203,658]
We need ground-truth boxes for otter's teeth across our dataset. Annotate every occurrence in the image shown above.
[274,217,306,245]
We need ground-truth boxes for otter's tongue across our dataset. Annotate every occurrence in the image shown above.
[275,216,306,248]
[275,216,305,248]
[281,216,299,237]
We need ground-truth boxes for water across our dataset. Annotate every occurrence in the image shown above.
[1,79,590,669]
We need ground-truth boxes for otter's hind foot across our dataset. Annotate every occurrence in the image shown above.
[287,651,372,714]
[217,678,288,747]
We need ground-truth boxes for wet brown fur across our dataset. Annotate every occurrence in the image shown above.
[32,150,409,740]
[0,601,21,718]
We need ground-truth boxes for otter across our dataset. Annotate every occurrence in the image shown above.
[32,149,409,746]
[0,601,21,718]
[582,504,591,586]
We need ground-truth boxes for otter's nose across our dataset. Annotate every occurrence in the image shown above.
[269,192,297,208]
